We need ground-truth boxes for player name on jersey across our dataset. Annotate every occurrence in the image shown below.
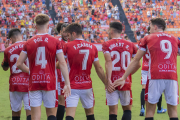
[34,37,48,43]
[73,43,92,50]
[9,44,24,54]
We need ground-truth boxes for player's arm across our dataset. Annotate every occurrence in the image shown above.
[104,53,112,82]
[56,52,71,97]
[103,53,115,93]
[1,59,9,71]
[131,57,141,75]
[16,52,29,73]
[93,60,107,86]
[113,49,145,88]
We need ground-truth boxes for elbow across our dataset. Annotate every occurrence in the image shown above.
[3,67,9,71]
[16,62,21,69]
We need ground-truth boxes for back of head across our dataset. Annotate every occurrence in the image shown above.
[150,18,166,31]
[61,23,69,31]
[8,28,21,43]
[35,14,50,29]
[65,23,82,35]
[56,22,63,34]
[109,21,123,33]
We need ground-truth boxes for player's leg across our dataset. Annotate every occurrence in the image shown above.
[140,70,148,116]
[42,90,59,120]
[119,90,132,120]
[140,84,146,116]
[106,90,119,120]
[145,80,164,119]
[10,92,23,120]
[157,94,167,113]
[29,91,43,120]
[22,92,31,120]
[57,95,65,120]
[80,88,95,120]
[164,80,179,119]
[57,82,65,120]
[65,89,80,120]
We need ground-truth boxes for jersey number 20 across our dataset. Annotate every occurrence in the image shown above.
[111,51,131,71]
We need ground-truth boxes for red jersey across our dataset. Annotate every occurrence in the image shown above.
[141,51,149,71]
[63,39,99,89]
[22,33,62,91]
[4,41,29,92]
[102,38,137,91]
[139,32,178,81]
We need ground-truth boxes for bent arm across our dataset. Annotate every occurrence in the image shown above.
[17,52,29,73]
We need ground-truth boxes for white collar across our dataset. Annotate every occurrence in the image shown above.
[112,37,122,39]
[75,38,84,41]
[15,41,23,43]
[36,33,48,35]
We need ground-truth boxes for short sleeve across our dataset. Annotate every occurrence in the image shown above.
[56,39,63,54]
[22,42,27,54]
[94,46,99,62]
[63,43,67,59]
[102,42,110,54]
[178,40,180,54]
[138,37,147,51]
[132,43,137,57]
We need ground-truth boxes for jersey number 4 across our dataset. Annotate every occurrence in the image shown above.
[35,47,47,69]
[111,51,131,71]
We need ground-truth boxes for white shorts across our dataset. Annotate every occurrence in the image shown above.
[10,92,31,112]
[29,90,58,108]
[145,79,179,106]
[66,88,94,109]
[106,90,132,106]
[141,70,148,85]
[58,82,63,95]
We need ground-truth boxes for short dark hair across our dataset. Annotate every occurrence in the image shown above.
[35,14,49,25]
[124,36,128,39]
[61,23,69,31]
[150,18,166,31]
[110,22,122,33]
[56,22,63,33]
[147,26,150,34]
[8,28,21,39]
[65,23,82,35]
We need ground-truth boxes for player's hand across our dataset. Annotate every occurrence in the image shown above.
[63,85,71,98]
[113,77,126,89]
[106,80,115,93]
[4,40,9,48]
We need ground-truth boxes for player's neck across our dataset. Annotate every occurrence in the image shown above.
[37,30,48,35]
[75,36,83,40]
[112,35,121,39]
[13,40,22,44]
[155,29,164,33]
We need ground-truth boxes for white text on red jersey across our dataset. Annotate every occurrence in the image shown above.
[73,43,92,50]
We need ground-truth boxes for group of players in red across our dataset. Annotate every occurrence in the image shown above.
[1,13,179,120]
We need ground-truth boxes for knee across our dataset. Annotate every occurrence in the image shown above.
[12,111,21,116]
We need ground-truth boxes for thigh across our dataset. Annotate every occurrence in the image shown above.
[119,90,132,106]
[66,89,80,108]
[29,90,42,107]
[22,92,31,111]
[66,107,77,118]
[80,89,94,109]
[58,95,65,106]
[42,90,58,108]
[46,107,57,117]
[106,90,119,106]
[167,104,178,118]
[9,92,23,112]
[145,80,164,104]
[31,106,41,120]
[164,80,179,106]
[109,105,118,115]
[145,101,156,118]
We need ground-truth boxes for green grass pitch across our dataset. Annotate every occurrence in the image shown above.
[0,52,180,120]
